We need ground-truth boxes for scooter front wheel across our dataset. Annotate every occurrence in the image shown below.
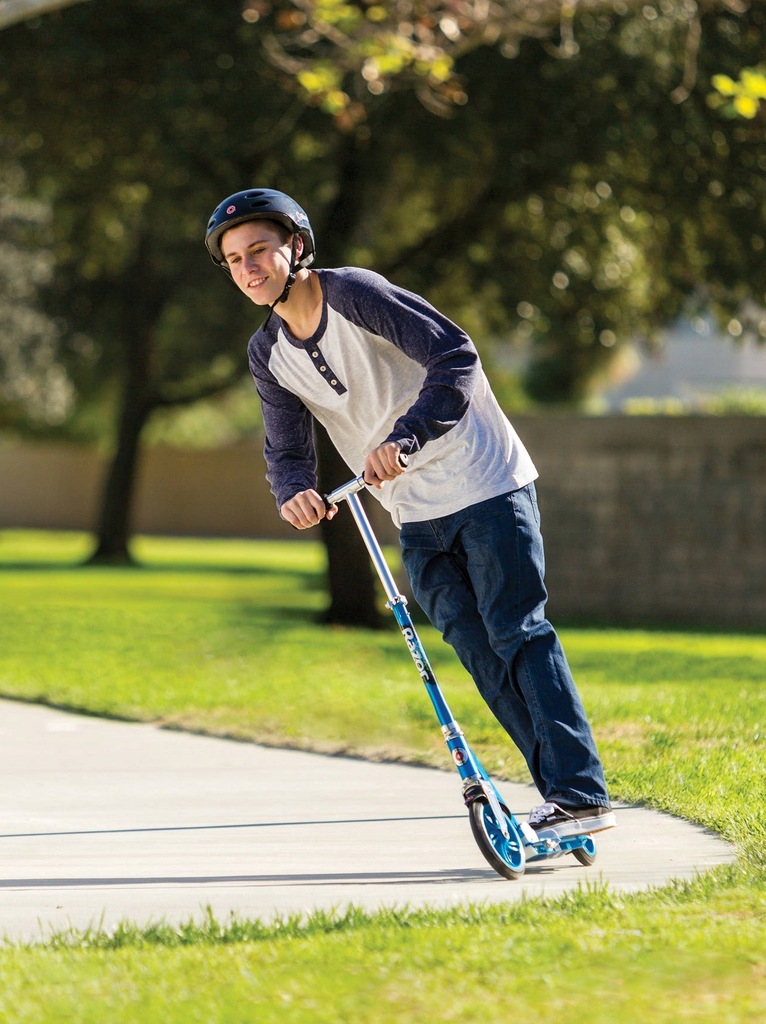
[468,798,526,880]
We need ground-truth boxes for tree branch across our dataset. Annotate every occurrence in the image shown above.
[153,369,246,410]
[0,0,91,29]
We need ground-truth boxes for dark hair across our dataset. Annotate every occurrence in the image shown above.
[220,217,292,257]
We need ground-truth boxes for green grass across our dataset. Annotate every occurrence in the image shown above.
[1,530,765,1022]
[0,880,764,1023]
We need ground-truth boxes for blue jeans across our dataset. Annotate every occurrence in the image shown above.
[399,484,609,809]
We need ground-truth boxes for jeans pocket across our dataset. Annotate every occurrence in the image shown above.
[526,482,541,527]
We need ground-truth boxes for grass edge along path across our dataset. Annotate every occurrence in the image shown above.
[0,870,764,1023]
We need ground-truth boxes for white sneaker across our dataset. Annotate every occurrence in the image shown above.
[528,801,616,838]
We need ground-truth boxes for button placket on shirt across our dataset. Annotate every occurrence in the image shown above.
[306,342,346,395]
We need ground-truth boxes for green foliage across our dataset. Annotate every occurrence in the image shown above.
[0,0,332,443]
[622,387,766,416]
[142,378,264,448]
[0,161,69,428]
[3,0,765,426]
[249,1,766,405]
[711,66,766,119]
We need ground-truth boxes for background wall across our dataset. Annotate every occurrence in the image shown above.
[2,416,765,629]
[520,417,766,630]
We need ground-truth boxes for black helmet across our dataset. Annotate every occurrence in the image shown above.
[205,188,315,271]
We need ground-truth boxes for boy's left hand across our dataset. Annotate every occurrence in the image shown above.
[364,442,406,488]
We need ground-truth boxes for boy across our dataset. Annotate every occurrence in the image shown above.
[205,187,615,837]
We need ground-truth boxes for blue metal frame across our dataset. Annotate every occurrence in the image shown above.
[324,474,597,876]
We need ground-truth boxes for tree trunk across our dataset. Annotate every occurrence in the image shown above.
[86,386,154,564]
[315,424,383,628]
[87,252,159,564]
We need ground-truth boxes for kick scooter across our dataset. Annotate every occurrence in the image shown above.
[324,465,599,881]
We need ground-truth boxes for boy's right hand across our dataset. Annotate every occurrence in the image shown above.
[280,489,337,530]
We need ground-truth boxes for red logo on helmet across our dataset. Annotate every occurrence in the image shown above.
[226,205,236,214]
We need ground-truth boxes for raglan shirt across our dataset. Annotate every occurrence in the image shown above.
[247,267,538,528]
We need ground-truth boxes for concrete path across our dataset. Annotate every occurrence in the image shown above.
[0,699,736,944]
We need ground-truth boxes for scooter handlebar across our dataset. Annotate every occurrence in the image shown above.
[324,452,408,508]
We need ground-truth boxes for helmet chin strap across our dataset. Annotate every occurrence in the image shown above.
[263,234,300,328]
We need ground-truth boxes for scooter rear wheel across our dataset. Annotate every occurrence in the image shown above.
[468,798,525,880]
[571,836,597,866]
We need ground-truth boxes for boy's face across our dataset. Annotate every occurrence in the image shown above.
[221,221,299,307]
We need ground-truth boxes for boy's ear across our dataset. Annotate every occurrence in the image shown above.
[294,234,304,258]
